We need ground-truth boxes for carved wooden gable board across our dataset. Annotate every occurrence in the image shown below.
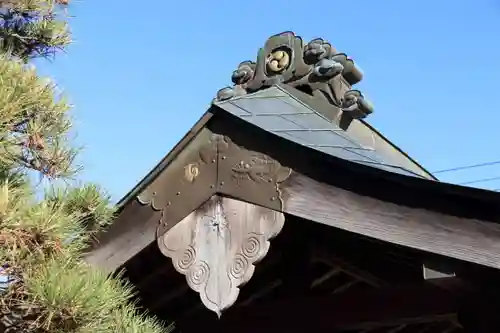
[158,196,284,316]
[138,131,292,315]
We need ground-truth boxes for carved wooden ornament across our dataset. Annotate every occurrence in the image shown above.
[215,31,374,121]
[157,195,285,316]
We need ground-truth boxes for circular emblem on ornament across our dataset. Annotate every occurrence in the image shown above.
[266,47,291,75]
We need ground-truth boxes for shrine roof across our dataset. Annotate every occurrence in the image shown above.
[213,85,433,180]
[115,31,500,222]
[86,31,500,282]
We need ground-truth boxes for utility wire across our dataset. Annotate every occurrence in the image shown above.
[433,160,500,174]
[432,160,500,189]
[459,176,500,186]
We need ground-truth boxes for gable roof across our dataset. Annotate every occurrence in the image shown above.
[116,84,500,222]
[115,29,500,222]
[89,32,500,278]
[115,85,434,210]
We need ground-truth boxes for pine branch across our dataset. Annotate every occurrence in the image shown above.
[0,54,79,179]
[0,1,169,332]
[1,258,169,333]
[0,0,71,61]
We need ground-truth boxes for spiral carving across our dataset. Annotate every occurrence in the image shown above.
[187,261,210,289]
[157,195,286,316]
[184,163,200,183]
[177,246,196,271]
[230,253,249,279]
[241,236,260,259]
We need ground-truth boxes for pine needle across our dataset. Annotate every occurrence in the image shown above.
[0,1,168,332]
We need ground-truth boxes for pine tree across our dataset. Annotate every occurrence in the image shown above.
[0,1,167,332]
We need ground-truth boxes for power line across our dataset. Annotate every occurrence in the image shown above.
[433,160,500,188]
[433,160,500,174]
[459,176,500,186]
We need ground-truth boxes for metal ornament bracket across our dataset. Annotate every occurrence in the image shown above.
[216,135,292,212]
[215,31,374,121]
[138,133,292,238]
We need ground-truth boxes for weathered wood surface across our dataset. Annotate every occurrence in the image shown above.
[87,170,500,274]
[157,195,284,316]
[84,200,160,272]
[282,173,500,269]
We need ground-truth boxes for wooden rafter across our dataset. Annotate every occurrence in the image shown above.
[313,247,391,288]
[179,283,459,333]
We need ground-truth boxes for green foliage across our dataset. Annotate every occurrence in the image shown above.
[22,259,165,333]
[0,54,78,178]
[45,183,116,238]
[0,0,71,61]
[0,1,169,332]
[1,255,167,332]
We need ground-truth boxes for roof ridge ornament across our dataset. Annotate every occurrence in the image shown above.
[215,31,374,121]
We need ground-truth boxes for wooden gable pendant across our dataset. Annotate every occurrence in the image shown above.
[145,133,292,316]
[157,195,284,316]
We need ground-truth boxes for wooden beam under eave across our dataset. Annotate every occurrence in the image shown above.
[179,283,459,333]
[84,200,161,272]
[280,173,500,270]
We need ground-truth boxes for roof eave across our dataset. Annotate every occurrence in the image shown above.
[115,110,214,211]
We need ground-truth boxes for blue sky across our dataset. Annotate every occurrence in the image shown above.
[36,0,500,201]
